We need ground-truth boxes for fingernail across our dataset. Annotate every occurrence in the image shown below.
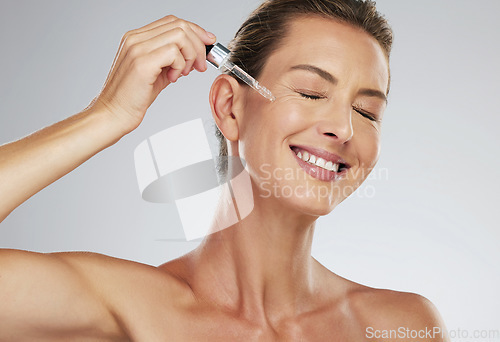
[206,31,216,39]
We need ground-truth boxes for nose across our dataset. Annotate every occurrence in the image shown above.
[316,105,354,144]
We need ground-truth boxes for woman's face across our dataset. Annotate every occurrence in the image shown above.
[235,15,389,216]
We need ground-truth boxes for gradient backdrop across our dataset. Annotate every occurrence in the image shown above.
[1,0,499,337]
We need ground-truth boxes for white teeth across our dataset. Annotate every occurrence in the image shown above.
[294,148,342,172]
[302,151,310,162]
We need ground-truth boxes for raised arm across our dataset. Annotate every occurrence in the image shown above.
[0,249,125,341]
[0,15,215,340]
[0,15,216,222]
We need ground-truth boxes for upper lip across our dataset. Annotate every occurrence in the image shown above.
[290,144,351,168]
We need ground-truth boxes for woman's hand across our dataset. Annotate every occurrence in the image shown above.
[91,15,216,134]
[0,15,215,223]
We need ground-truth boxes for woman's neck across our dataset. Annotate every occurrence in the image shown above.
[185,183,324,324]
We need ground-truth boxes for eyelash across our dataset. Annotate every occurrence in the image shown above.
[352,106,378,122]
[298,92,325,100]
[298,92,378,122]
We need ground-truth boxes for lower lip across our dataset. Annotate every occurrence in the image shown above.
[291,149,346,182]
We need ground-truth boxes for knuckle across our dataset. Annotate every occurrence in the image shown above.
[127,44,143,59]
[172,18,190,32]
[130,55,147,73]
[179,59,187,70]
[172,56,186,70]
[121,29,135,41]
[185,50,197,61]
[122,34,138,50]
[172,27,189,43]
[164,43,177,56]
[177,20,190,30]
[163,45,181,66]
[171,26,185,36]
[165,14,177,21]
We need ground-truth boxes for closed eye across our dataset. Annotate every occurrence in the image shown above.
[298,92,326,100]
[353,106,378,122]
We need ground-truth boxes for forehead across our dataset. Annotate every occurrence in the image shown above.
[265,16,389,92]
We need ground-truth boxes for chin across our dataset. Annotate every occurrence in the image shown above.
[281,188,347,217]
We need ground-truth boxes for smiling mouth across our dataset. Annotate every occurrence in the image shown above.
[290,145,350,181]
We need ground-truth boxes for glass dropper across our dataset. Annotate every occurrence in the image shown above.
[206,43,276,102]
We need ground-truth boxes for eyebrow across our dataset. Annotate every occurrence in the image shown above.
[288,64,388,103]
[358,88,388,103]
[290,64,337,84]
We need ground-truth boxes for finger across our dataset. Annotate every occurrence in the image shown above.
[104,17,215,89]
[128,18,214,60]
[181,60,195,76]
[139,28,198,74]
[130,44,185,86]
[128,22,206,75]
[185,20,217,46]
[160,45,187,83]
[136,15,216,47]
[142,19,213,72]
[168,21,208,72]
[184,21,216,71]
[103,22,188,87]
[127,15,179,37]
[126,20,207,70]
[104,15,182,85]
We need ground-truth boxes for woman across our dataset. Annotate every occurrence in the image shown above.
[0,0,449,340]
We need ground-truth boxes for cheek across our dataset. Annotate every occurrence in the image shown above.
[354,124,381,170]
[269,99,313,133]
[342,124,380,200]
[241,100,305,146]
[238,101,306,176]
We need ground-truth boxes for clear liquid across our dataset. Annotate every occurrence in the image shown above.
[224,62,276,102]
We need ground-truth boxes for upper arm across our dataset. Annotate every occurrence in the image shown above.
[0,249,125,341]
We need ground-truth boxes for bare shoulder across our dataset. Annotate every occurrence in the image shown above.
[348,286,449,341]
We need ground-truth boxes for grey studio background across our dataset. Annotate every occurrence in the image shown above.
[1,0,499,337]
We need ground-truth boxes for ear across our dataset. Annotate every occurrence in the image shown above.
[209,74,245,142]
